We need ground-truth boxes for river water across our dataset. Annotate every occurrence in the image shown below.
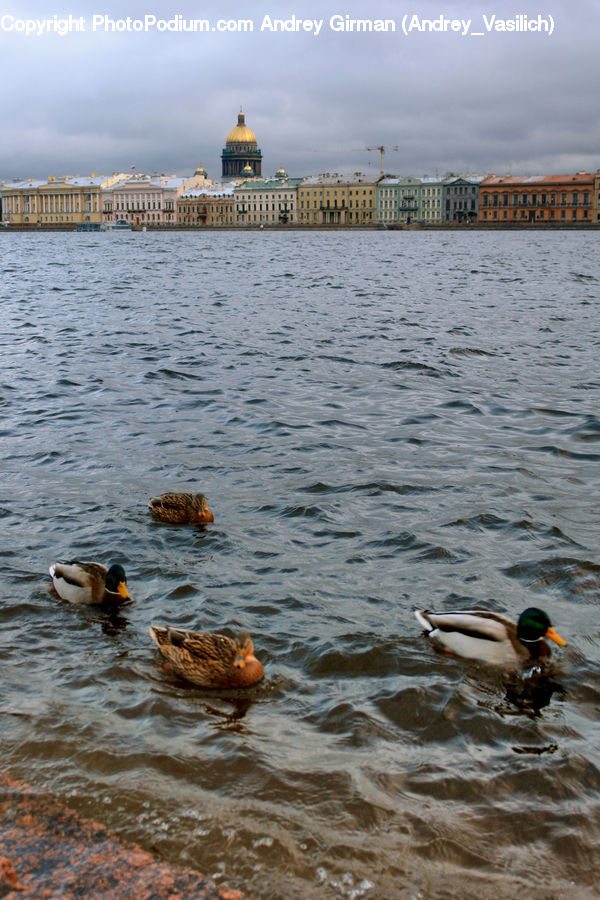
[0,229,599,899]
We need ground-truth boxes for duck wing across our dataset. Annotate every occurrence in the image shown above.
[49,560,108,604]
[416,610,516,642]
[167,628,236,663]
[51,560,108,587]
[149,493,193,511]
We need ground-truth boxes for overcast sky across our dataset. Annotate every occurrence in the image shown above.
[1,0,599,182]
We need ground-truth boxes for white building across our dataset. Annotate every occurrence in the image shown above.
[234,170,302,225]
[102,167,212,227]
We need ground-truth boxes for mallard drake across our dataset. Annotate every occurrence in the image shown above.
[49,560,131,605]
[414,607,566,668]
[148,492,214,525]
[149,625,264,688]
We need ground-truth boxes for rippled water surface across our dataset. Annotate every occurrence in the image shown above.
[1,230,599,899]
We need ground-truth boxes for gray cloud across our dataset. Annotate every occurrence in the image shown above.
[1,0,598,182]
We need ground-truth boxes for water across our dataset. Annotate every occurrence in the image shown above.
[0,229,599,899]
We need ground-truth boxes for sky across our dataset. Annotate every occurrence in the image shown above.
[1,0,599,182]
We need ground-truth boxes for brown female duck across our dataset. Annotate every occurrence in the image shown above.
[149,625,264,688]
[148,492,214,525]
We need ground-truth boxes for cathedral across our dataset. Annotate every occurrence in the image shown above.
[221,109,262,179]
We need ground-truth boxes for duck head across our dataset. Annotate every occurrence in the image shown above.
[233,630,255,668]
[105,564,131,600]
[517,607,566,648]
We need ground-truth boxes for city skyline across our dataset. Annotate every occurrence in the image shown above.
[1,0,599,181]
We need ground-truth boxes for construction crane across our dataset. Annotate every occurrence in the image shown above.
[314,146,399,178]
[365,146,399,178]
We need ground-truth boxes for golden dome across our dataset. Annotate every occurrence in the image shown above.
[226,109,257,145]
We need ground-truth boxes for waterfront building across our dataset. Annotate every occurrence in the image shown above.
[417,177,445,224]
[297,173,379,225]
[479,173,596,223]
[1,173,128,227]
[377,177,421,225]
[442,175,483,223]
[102,169,210,227]
[178,186,235,226]
[593,170,600,222]
[221,109,262,179]
[234,172,302,225]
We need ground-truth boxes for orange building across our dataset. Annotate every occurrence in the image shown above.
[479,173,595,224]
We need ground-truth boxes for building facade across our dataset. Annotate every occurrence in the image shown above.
[234,173,302,225]
[594,170,600,222]
[1,173,127,227]
[418,177,445,223]
[178,188,235,226]
[377,177,421,225]
[221,110,262,179]
[442,176,483,223]
[297,174,378,225]
[102,170,211,227]
[479,173,595,223]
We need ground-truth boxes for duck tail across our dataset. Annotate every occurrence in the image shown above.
[149,624,166,647]
[414,610,434,632]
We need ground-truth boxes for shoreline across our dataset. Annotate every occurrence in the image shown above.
[1,221,600,233]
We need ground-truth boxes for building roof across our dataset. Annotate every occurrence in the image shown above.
[226,109,257,145]
[104,175,186,192]
[481,172,594,186]
[3,174,123,190]
[378,177,422,186]
[300,173,378,186]
[443,175,485,185]
[180,188,234,198]
[234,178,303,191]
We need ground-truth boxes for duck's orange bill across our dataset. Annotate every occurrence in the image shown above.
[198,508,215,524]
[118,581,131,600]
[545,626,567,647]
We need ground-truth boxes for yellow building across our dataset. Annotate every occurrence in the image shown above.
[297,174,378,225]
[1,173,128,227]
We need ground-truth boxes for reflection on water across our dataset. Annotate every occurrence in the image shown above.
[1,230,599,898]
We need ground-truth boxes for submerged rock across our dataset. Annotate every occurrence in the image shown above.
[0,772,244,899]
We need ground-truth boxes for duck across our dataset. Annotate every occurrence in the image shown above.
[49,560,131,605]
[414,606,566,669]
[149,625,264,689]
[148,492,214,525]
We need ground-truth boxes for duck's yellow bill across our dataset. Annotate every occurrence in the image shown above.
[118,581,131,600]
[545,626,567,647]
